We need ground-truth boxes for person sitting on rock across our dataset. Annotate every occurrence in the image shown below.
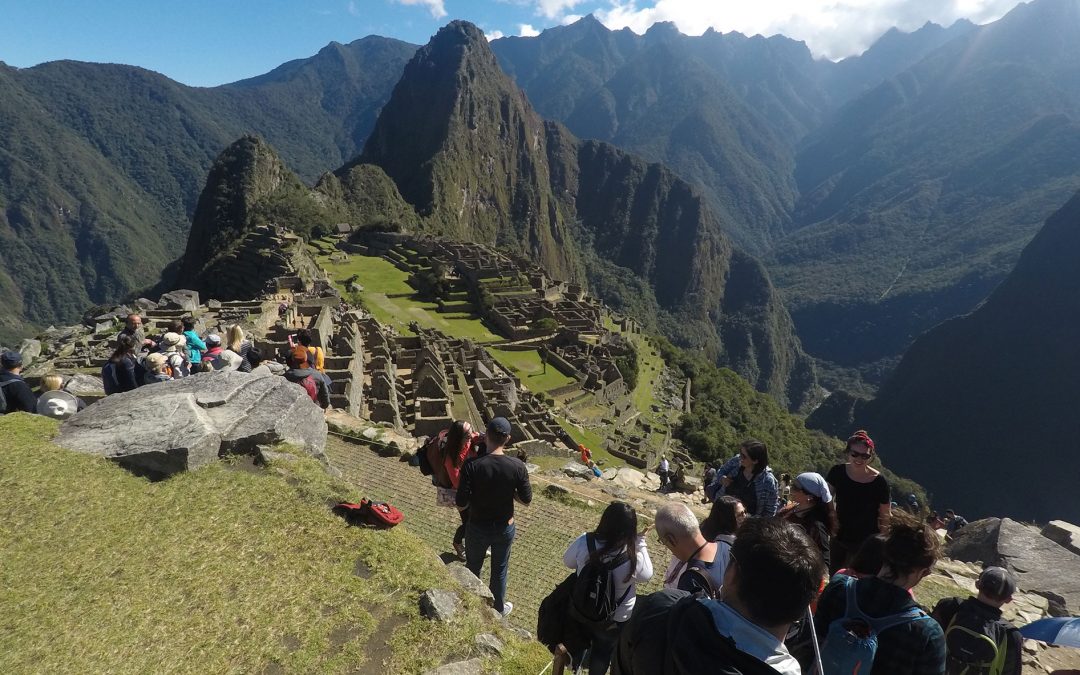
[613,518,822,675]
[710,440,780,518]
[224,325,253,373]
[39,374,87,411]
[944,510,968,540]
[553,502,654,675]
[0,351,38,414]
[283,351,329,409]
[142,352,172,385]
[658,502,728,597]
[181,317,206,367]
[289,328,324,374]
[158,332,190,378]
[201,334,224,368]
[102,334,142,395]
[931,566,1022,675]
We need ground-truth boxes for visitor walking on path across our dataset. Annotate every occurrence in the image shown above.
[658,503,729,597]
[555,502,654,675]
[813,514,946,675]
[425,420,480,558]
[455,417,531,617]
[826,430,891,573]
[708,440,780,517]
[778,472,837,571]
[930,566,1022,675]
[612,518,823,675]
[0,351,38,414]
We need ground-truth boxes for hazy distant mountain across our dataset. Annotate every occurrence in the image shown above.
[851,187,1080,523]
[0,36,416,343]
[182,22,819,410]
[772,0,1080,382]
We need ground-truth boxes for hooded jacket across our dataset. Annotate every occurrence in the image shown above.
[284,367,330,409]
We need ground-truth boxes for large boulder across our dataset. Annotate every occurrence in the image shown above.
[17,338,42,365]
[947,517,1080,616]
[56,371,326,477]
[1042,520,1080,556]
[158,289,200,313]
[64,373,105,398]
[612,467,645,489]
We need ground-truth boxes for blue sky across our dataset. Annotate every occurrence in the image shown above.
[0,0,1026,87]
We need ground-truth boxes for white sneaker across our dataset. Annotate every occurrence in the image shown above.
[500,601,513,618]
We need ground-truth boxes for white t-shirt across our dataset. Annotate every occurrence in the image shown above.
[563,532,654,623]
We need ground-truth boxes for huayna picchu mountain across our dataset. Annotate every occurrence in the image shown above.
[179,21,818,411]
[850,188,1080,524]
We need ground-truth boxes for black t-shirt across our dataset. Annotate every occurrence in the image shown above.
[455,453,532,525]
[827,463,889,544]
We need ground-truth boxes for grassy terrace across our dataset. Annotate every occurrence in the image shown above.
[0,414,545,673]
[488,348,575,393]
[318,252,500,342]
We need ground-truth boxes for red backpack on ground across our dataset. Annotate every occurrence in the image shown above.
[333,499,404,529]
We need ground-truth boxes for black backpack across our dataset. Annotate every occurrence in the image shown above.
[943,600,1011,675]
[0,379,16,414]
[569,534,631,628]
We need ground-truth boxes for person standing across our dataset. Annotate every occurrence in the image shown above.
[0,351,38,414]
[425,420,480,558]
[658,456,670,490]
[826,430,891,573]
[456,417,532,617]
[709,440,780,517]
[931,567,1022,675]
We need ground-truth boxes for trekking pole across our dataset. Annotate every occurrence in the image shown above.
[807,605,825,675]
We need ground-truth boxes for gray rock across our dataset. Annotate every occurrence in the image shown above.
[206,299,222,310]
[1042,520,1080,556]
[133,298,157,311]
[543,484,569,497]
[63,373,105,397]
[524,462,540,474]
[473,633,504,657]
[562,462,592,479]
[601,468,618,480]
[361,427,379,440]
[17,339,42,365]
[158,289,200,313]
[948,517,1080,616]
[612,467,645,488]
[422,658,484,675]
[94,321,113,335]
[418,589,461,622]
[56,371,326,477]
[445,562,494,604]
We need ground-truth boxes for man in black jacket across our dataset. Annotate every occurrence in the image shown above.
[931,566,1023,675]
[283,352,330,409]
[613,518,824,675]
[0,351,38,414]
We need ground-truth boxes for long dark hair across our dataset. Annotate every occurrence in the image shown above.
[743,440,769,477]
[441,420,472,468]
[701,496,742,541]
[110,334,137,363]
[592,501,639,582]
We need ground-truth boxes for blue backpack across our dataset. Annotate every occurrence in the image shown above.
[820,575,931,674]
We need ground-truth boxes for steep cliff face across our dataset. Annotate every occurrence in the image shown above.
[355,21,578,281]
[857,190,1080,522]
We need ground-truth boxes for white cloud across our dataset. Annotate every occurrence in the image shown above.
[593,0,1025,59]
[535,0,585,20]
[561,13,584,25]
[519,23,542,37]
[392,0,448,20]
[486,29,507,40]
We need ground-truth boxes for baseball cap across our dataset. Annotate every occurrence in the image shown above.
[1,350,23,368]
[977,566,1016,600]
[205,333,222,345]
[487,417,512,436]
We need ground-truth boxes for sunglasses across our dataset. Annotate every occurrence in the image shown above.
[849,450,872,460]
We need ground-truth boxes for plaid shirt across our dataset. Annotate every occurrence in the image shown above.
[814,575,946,675]
[711,455,780,517]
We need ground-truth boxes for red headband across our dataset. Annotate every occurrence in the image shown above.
[847,430,875,451]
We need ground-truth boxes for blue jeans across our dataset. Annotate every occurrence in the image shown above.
[464,521,515,613]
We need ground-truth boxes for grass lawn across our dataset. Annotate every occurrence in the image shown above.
[320,254,500,342]
[555,415,627,469]
[489,348,575,393]
[0,414,531,674]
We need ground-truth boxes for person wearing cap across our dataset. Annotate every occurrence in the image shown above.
[143,352,172,385]
[779,472,837,571]
[826,430,891,573]
[455,417,532,618]
[158,332,191,378]
[37,389,81,421]
[283,351,330,409]
[0,351,38,414]
[931,567,1022,675]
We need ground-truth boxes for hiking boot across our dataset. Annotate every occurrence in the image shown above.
[500,601,513,618]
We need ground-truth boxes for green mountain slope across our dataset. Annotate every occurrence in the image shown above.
[772,0,1080,380]
[853,188,1080,523]
[0,37,416,342]
[183,22,818,410]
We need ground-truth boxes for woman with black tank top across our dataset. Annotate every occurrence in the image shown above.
[826,430,892,574]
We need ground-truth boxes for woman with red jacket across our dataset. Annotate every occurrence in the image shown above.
[426,420,480,558]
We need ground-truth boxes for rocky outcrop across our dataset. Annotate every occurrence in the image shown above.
[946,517,1080,616]
[56,371,327,478]
[1043,520,1080,556]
